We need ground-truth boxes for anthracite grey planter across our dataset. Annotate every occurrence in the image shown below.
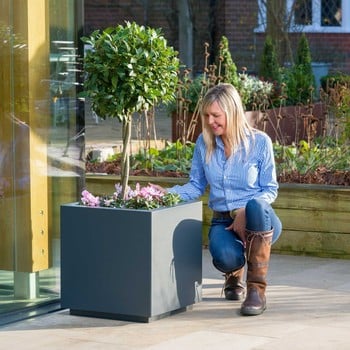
[60,200,202,322]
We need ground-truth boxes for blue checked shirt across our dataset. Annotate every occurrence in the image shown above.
[168,131,278,211]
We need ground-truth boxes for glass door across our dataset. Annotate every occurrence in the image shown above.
[0,0,84,325]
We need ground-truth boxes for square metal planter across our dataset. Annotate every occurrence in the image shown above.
[60,200,202,322]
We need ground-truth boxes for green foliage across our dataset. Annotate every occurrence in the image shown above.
[82,21,179,122]
[320,73,350,92]
[273,140,350,177]
[135,139,349,178]
[320,74,350,143]
[217,36,239,87]
[81,21,180,196]
[259,35,280,83]
[130,138,350,178]
[285,33,315,105]
[170,73,204,114]
[89,137,349,184]
[131,140,195,174]
[171,35,275,145]
[237,71,274,111]
[295,33,312,68]
[169,36,240,117]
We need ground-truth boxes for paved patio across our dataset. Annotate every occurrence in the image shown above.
[1,250,350,350]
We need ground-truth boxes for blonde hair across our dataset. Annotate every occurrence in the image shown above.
[200,83,254,163]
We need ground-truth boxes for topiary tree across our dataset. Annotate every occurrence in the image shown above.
[286,33,315,104]
[217,36,239,88]
[82,21,179,197]
[259,35,280,83]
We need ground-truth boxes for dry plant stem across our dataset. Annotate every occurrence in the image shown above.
[186,43,210,142]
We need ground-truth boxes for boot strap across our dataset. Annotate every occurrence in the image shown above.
[246,229,273,262]
[247,261,269,269]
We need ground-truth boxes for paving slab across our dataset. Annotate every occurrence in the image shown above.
[0,251,350,350]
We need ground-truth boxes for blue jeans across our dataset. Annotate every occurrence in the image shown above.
[208,198,282,273]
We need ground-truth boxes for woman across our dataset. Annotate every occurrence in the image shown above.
[156,83,282,316]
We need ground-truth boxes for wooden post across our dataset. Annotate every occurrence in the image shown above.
[0,0,50,273]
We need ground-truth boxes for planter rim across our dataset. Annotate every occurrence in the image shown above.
[62,199,201,212]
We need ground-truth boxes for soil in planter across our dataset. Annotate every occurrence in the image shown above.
[86,160,350,186]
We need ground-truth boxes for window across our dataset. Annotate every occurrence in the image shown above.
[294,0,341,27]
[321,0,341,26]
[294,0,313,26]
[256,0,350,33]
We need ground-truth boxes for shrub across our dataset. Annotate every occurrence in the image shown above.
[259,35,281,83]
[217,36,239,87]
[284,33,315,105]
[320,73,350,92]
[237,70,274,111]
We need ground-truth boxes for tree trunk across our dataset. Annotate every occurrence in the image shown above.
[265,0,293,65]
[121,115,132,199]
[178,0,193,70]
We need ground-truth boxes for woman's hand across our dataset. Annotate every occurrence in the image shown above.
[226,207,246,243]
[148,183,167,193]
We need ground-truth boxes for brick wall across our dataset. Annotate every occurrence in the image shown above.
[84,0,350,76]
[84,0,212,72]
[84,0,147,35]
[307,33,350,73]
[219,0,260,73]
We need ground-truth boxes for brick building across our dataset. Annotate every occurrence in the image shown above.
[84,0,350,76]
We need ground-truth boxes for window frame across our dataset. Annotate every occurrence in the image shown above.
[256,0,350,33]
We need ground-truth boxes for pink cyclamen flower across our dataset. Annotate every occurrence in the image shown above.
[81,190,100,207]
[80,182,180,210]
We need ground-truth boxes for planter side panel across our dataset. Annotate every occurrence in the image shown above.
[151,202,202,316]
[61,201,202,321]
[61,205,154,317]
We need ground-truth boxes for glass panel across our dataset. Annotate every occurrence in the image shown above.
[0,0,84,325]
[294,0,313,25]
[321,0,342,26]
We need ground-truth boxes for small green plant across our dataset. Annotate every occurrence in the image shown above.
[131,140,194,174]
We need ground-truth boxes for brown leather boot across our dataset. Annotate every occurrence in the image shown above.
[240,228,273,316]
[223,268,245,301]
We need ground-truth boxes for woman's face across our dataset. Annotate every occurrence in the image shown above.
[203,100,227,137]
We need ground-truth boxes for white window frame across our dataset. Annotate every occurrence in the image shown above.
[256,0,350,33]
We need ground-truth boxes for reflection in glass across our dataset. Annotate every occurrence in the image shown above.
[0,0,84,325]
